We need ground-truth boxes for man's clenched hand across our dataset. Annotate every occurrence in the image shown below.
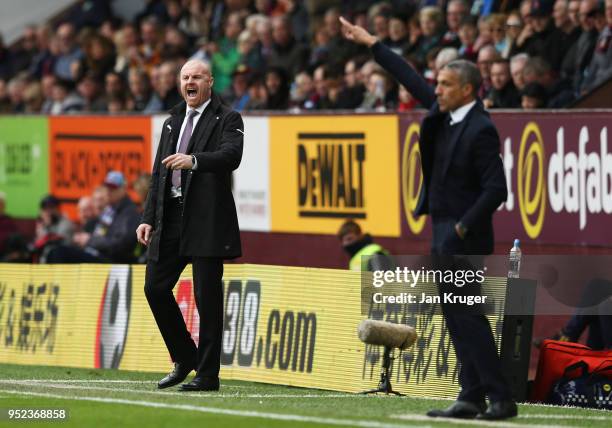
[136,223,153,246]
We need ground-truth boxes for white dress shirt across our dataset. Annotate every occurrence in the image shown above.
[449,100,476,125]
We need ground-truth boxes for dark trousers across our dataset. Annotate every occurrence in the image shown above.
[431,218,512,403]
[144,198,224,378]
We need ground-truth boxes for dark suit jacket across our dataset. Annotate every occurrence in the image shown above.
[372,42,507,253]
[142,92,243,261]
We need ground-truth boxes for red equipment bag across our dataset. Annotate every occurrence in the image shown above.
[531,339,612,402]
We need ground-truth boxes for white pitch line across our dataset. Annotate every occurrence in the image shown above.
[0,379,251,388]
[519,414,610,421]
[1,381,356,398]
[392,413,583,428]
[0,389,431,428]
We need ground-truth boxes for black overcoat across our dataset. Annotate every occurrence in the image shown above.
[142,93,244,261]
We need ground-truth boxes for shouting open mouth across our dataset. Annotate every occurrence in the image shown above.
[186,87,198,99]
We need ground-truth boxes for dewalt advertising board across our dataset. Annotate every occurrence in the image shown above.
[269,116,400,237]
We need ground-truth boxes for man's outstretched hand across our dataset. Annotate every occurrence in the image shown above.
[339,16,378,47]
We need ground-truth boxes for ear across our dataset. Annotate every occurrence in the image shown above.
[209,76,214,88]
[463,83,474,98]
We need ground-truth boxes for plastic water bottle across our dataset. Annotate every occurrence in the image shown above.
[508,239,522,278]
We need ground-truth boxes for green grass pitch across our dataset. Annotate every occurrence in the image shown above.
[0,363,609,427]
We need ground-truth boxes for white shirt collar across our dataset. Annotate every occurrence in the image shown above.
[186,98,211,117]
[449,100,476,125]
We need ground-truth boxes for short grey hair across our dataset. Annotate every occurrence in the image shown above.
[435,48,459,71]
[441,59,482,97]
[510,53,529,68]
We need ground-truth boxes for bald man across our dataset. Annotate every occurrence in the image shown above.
[137,59,244,391]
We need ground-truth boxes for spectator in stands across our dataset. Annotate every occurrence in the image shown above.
[0,35,14,80]
[474,15,494,52]
[412,6,445,64]
[0,192,17,259]
[540,0,582,72]
[7,75,27,113]
[125,69,152,112]
[244,73,267,109]
[132,172,152,213]
[521,81,549,107]
[254,16,274,63]
[47,171,141,264]
[581,0,612,92]
[105,71,126,100]
[443,0,469,48]
[489,14,509,55]
[23,81,44,113]
[49,78,84,114]
[562,0,600,92]
[113,23,140,75]
[510,53,530,90]
[279,0,310,43]
[269,15,309,78]
[75,34,116,82]
[335,57,366,109]
[11,25,39,75]
[555,1,581,52]
[155,61,182,110]
[224,64,252,111]
[435,48,460,80]
[91,185,109,218]
[180,0,210,39]
[398,82,419,111]
[308,23,331,67]
[28,24,56,79]
[0,80,9,113]
[503,11,524,58]
[385,15,410,55]
[237,29,265,72]
[211,12,243,93]
[53,22,83,81]
[290,70,317,109]
[523,56,575,106]
[594,0,608,32]
[337,219,392,272]
[568,0,582,27]
[324,8,366,64]
[477,45,501,97]
[458,16,479,61]
[139,17,163,73]
[485,59,522,107]
[520,0,557,61]
[40,75,56,113]
[77,196,97,233]
[161,25,190,60]
[371,11,391,45]
[264,66,289,109]
[359,69,392,111]
[76,72,106,112]
[33,195,75,262]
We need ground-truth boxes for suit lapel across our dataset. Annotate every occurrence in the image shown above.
[186,94,221,154]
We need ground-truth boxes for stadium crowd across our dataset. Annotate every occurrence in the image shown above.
[0,0,611,114]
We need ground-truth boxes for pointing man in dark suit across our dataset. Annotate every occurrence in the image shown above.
[340,18,517,420]
[136,59,243,392]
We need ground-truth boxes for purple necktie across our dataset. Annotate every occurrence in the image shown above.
[172,109,199,188]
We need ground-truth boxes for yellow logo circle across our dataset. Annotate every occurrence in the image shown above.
[517,122,546,239]
[604,384,611,392]
[402,123,426,235]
